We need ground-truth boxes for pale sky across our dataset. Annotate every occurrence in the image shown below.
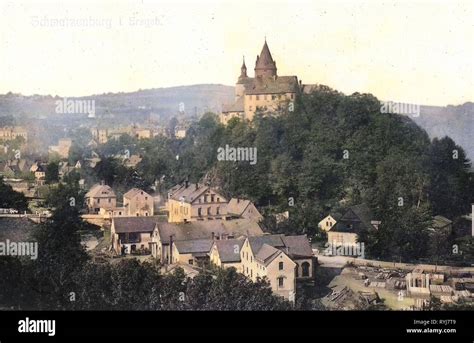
[0,0,472,106]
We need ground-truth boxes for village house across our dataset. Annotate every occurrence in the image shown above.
[111,217,157,255]
[318,212,342,232]
[209,238,245,272]
[123,188,154,216]
[327,204,379,248]
[226,198,263,222]
[240,236,296,301]
[85,183,117,213]
[34,164,46,181]
[171,239,214,266]
[166,182,228,223]
[209,234,314,301]
[124,154,142,168]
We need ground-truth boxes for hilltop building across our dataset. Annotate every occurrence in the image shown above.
[220,39,316,124]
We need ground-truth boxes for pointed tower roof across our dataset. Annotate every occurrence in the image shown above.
[255,39,277,78]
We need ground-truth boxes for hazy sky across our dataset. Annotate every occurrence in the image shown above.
[1,0,472,106]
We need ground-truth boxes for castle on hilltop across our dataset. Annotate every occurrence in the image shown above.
[220,39,316,124]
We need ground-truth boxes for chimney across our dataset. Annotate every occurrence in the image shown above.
[101,180,105,186]
[299,80,302,88]
[195,183,198,190]
[169,235,173,264]
[211,232,215,240]
[185,180,189,188]
[237,198,240,203]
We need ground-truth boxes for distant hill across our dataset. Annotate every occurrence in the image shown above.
[416,102,474,162]
[0,84,235,122]
[0,85,472,160]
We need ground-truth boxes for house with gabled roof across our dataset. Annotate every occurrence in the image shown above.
[226,198,263,223]
[166,181,228,223]
[85,182,117,213]
[123,188,154,217]
[327,204,379,247]
[111,217,157,255]
[240,235,297,301]
[171,239,214,266]
[209,238,245,271]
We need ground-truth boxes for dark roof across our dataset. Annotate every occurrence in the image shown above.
[156,218,263,244]
[245,75,299,95]
[214,238,245,263]
[281,235,313,258]
[248,235,285,254]
[247,234,313,259]
[168,183,225,203]
[255,40,276,71]
[226,198,251,216]
[255,244,282,265]
[330,204,375,234]
[174,239,213,254]
[112,217,157,234]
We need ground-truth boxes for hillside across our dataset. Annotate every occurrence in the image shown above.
[0,85,472,161]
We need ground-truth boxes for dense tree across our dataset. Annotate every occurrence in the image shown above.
[45,161,59,184]
[0,176,28,211]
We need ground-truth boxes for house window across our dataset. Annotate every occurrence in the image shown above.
[278,277,284,287]
[302,262,310,277]
[211,195,215,202]
[188,259,194,265]
[279,262,284,270]
[256,95,260,100]
[216,206,220,215]
[108,198,111,203]
[207,207,211,215]
[198,208,202,216]
[97,199,100,204]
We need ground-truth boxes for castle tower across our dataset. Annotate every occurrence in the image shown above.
[254,39,277,78]
[239,56,247,80]
[235,56,248,100]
